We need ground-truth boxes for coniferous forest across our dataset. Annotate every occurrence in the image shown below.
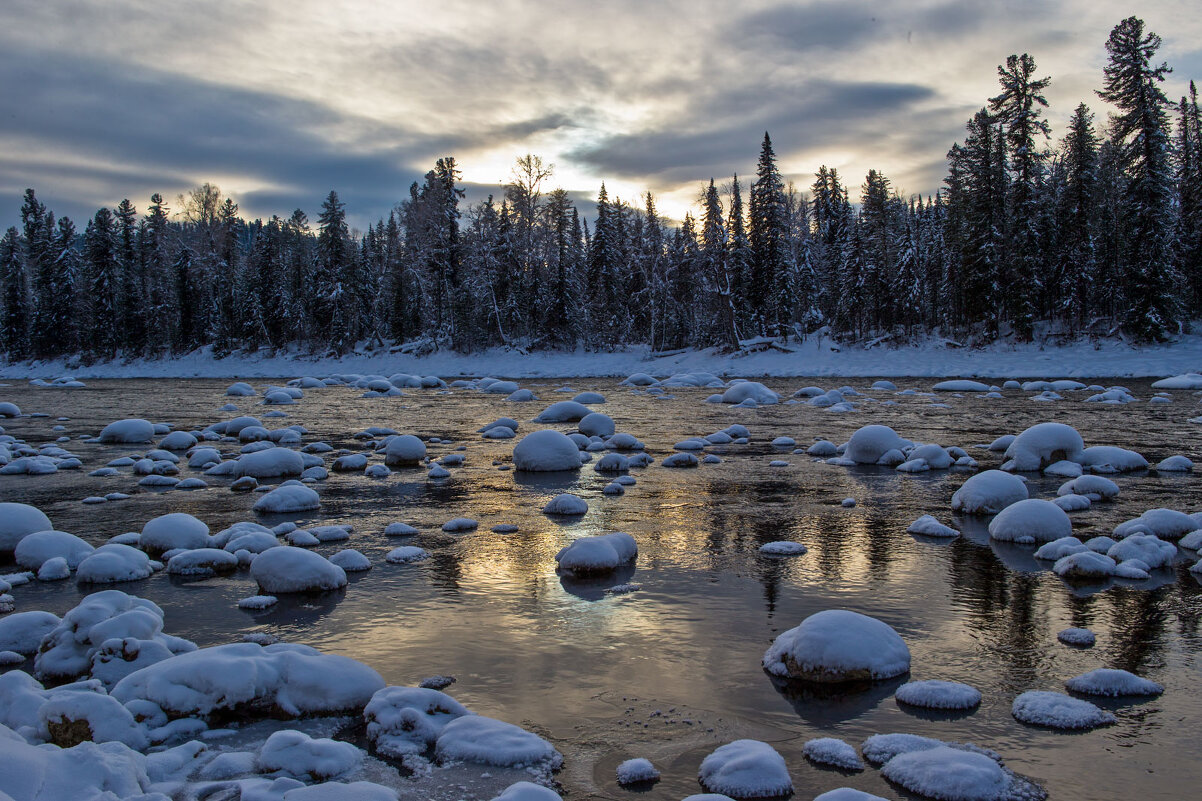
[3,16,1201,364]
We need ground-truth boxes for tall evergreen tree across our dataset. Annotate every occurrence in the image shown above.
[1059,103,1101,325]
[1175,82,1202,307]
[313,190,351,352]
[1097,16,1178,340]
[85,207,121,358]
[748,133,793,338]
[0,228,30,359]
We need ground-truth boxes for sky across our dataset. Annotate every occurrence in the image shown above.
[2,0,1201,231]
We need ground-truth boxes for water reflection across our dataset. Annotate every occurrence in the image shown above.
[768,674,909,727]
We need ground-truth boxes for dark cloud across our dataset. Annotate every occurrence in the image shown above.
[569,79,937,184]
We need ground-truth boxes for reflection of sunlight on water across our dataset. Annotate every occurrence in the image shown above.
[0,377,1200,801]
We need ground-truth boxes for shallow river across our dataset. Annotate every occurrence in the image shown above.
[1,377,1200,801]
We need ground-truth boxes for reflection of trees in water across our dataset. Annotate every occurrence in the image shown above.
[1106,588,1170,673]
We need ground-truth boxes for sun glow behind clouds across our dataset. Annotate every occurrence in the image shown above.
[2,0,1201,226]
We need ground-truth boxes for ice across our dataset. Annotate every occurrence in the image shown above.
[555,532,638,576]
[251,547,347,593]
[0,502,53,552]
[14,530,94,570]
[844,424,911,464]
[254,482,321,514]
[435,715,562,769]
[880,746,1009,801]
[1003,422,1085,471]
[140,513,210,554]
[76,544,155,584]
[895,680,982,710]
[0,611,60,654]
[616,757,660,784]
[987,499,1072,543]
[758,541,808,556]
[697,739,792,798]
[802,737,863,770]
[257,729,362,780]
[383,434,426,466]
[98,418,156,444]
[1011,690,1115,729]
[907,515,958,538]
[951,470,1028,514]
[513,430,582,471]
[111,641,384,718]
[542,494,588,515]
[364,686,470,757]
[492,781,563,800]
[1057,627,1096,646]
[762,609,910,682]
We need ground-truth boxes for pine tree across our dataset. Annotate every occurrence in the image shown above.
[313,190,351,352]
[586,183,619,345]
[21,190,55,357]
[543,188,578,346]
[701,179,739,348]
[810,166,851,325]
[0,227,31,359]
[726,175,752,337]
[1059,103,1100,326]
[1097,16,1178,340]
[85,207,121,358]
[990,53,1051,339]
[748,133,793,338]
[1175,82,1202,308]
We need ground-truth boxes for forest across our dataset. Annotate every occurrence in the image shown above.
[2,16,1200,363]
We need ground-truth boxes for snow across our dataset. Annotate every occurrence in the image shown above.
[383,434,426,466]
[758,541,808,556]
[330,549,372,572]
[861,733,944,765]
[251,547,347,593]
[895,680,982,710]
[141,513,210,553]
[112,641,384,718]
[1113,508,1197,540]
[1079,445,1147,473]
[435,715,563,769]
[542,494,588,515]
[239,595,279,610]
[844,425,911,464]
[76,544,154,583]
[662,452,699,467]
[762,609,910,682]
[0,502,53,551]
[951,471,1028,514]
[98,418,156,444]
[238,447,305,478]
[555,532,638,576]
[441,517,479,532]
[1106,533,1177,568]
[0,611,60,654]
[257,729,362,780]
[578,412,615,437]
[721,382,779,405]
[384,522,419,537]
[1003,422,1085,471]
[1151,372,1202,388]
[1053,550,1116,579]
[0,737,154,801]
[807,440,837,456]
[13,530,94,570]
[167,548,239,576]
[1057,627,1096,646]
[492,782,562,801]
[907,515,958,538]
[283,781,399,800]
[385,546,429,564]
[616,757,660,784]
[880,746,1009,801]
[533,401,591,422]
[1065,668,1163,697]
[813,790,889,801]
[1052,494,1091,512]
[933,380,991,392]
[1033,537,1087,560]
[1155,455,1193,471]
[697,740,792,798]
[987,499,1072,544]
[40,689,148,749]
[254,482,321,514]
[513,430,582,471]
[1011,690,1116,729]
[1057,475,1119,501]
[364,686,470,756]
[802,737,863,770]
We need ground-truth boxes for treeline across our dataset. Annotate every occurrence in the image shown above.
[2,16,1200,363]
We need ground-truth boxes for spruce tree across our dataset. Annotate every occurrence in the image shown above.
[1097,16,1178,340]
[0,227,30,359]
[314,190,350,352]
[748,133,793,338]
[85,207,121,358]
[1175,82,1202,307]
[1059,103,1100,326]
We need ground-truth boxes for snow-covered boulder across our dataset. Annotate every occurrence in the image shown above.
[0,401,20,416]
[158,430,197,450]
[1079,445,1147,473]
[1106,533,1177,568]
[759,541,808,556]
[578,412,615,438]
[98,418,155,444]
[40,690,148,749]
[802,737,863,771]
[616,757,660,784]
[894,680,982,710]
[1052,551,1116,580]
[1152,372,1202,389]
[435,715,563,769]
[1003,422,1085,471]
[1011,690,1115,729]
[364,686,470,757]
[533,401,591,423]
[491,782,562,801]
[140,513,210,554]
[543,494,588,515]
[698,740,792,798]
[721,382,779,405]
[621,372,660,387]
[167,548,239,577]
[237,447,305,479]
[14,530,94,570]
[226,382,256,396]
[762,609,910,682]
[253,481,321,514]
[843,425,910,464]
[987,499,1072,544]
[933,380,990,392]
[383,435,426,467]
[1057,475,1119,501]
[1065,668,1162,697]
[257,729,362,781]
[250,546,347,593]
[1113,508,1197,540]
[111,641,384,718]
[513,430,581,471]
[0,610,60,654]
[907,515,958,538]
[1033,537,1087,561]
[76,544,154,584]
[1057,627,1096,647]
[951,470,1028,514]
[555,532,637,576]
[0,502,54,552]
[880,746,1009,801]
